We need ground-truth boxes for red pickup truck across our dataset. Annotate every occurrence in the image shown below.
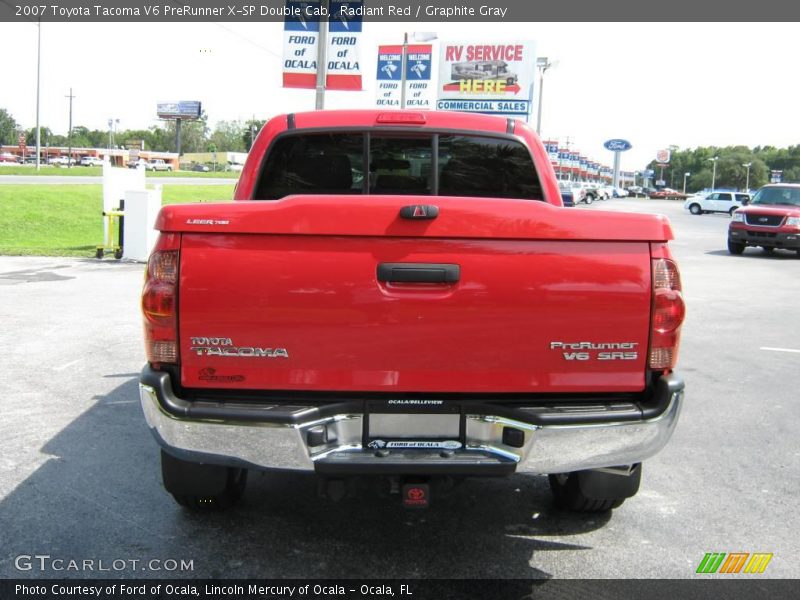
[139,110,685,513]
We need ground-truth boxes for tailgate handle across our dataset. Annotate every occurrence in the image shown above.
[399,205,439,219]
[377,263,460,284]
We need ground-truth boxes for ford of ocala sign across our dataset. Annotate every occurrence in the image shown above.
[604,139,632,152]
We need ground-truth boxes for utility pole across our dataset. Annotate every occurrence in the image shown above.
[65,87,75,168]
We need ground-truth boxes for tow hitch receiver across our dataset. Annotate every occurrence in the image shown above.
[402,481,430,509]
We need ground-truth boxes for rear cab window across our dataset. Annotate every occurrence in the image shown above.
[254,131,543,201]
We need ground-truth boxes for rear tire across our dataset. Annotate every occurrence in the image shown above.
[727,240,746,255]
[548,464,641,512]
[689,203,702,215]
[161,450,247,510]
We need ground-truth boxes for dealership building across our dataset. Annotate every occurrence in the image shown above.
[0,145,180,168]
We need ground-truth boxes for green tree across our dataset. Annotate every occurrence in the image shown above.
[161,112,209,154]
[209,120,246,152]
[242,118,266,150]
[645,145,791,191]
[0,108,20,145]
[25,126,53,147]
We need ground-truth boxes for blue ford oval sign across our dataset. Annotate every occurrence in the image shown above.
[604,139,632,152]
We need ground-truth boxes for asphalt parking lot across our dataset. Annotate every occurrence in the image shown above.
[0,198,798,579]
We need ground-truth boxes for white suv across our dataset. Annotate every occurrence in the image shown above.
[684,191,751,216]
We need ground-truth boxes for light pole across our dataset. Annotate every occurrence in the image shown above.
[35,20,41,171]
[65,88,75,168]
[683,172,690,194]
[708,156,719,191]
[314,15,328,110]
[535,57,557,135]
[742,162,752,192]
[400,32,437,109]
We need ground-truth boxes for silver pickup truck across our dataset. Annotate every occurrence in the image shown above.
[146,159,173,172]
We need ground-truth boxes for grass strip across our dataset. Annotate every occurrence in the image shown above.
[0,184,234,257]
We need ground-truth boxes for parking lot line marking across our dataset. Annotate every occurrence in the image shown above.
[760,347,800,354]
[53,359,82,371]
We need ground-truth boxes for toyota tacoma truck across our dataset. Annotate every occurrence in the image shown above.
[139,110,686,512]
[728,183,800,255]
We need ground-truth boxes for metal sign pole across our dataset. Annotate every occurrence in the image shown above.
[315,14,328,110]
[175,118,182,156]
[400,32,408,109]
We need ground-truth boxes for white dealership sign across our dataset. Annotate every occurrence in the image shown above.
[376,43,434,109]
[282,1,362,91]
[437,40,535,116]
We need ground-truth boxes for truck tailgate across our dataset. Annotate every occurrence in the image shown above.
[175,198,655,393]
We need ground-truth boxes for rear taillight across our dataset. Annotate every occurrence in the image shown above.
[142,234,180,367]
[649,258,685,370]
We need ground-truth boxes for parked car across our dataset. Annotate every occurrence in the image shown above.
[191,164,210,172]
[728,184,800,255]
[557,181,584,207]
[597,185,615,200]
[128,158,148,169]
[80,156,104,167]
[559,181,589,205]
[146,159,173,172]
[572,182,598,202]
[684,191,751,216]
[612,187,629,198]
[649,188,688,200]
[48,156,75,166]
[0,153,18,163]
[626,186,645,198]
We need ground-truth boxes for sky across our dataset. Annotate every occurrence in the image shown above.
[1,21,798,170]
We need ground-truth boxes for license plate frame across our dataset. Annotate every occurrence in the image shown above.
[363,400,465,448]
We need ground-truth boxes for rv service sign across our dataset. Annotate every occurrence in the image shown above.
[436,40,535,116]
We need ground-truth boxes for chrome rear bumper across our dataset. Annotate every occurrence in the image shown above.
[139,368,683,476]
